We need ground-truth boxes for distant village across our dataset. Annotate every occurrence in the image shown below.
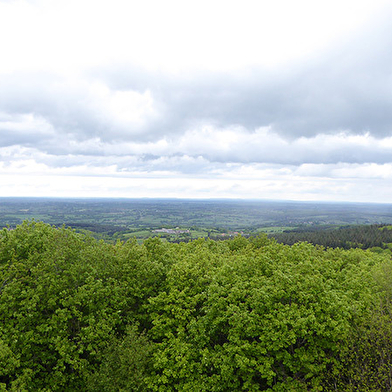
[153,228,190,234]
[153,228,244,237]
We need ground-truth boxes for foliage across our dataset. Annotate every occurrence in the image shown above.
[86,325,153,391]
[324,257,392,391]
[0,222,391,390]
[147,238,379,391]
[0,222,167,390]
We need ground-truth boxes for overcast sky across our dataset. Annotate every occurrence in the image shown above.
[1,0,392,202]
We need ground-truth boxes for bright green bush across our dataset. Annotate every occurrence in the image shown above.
[0,223,390,390]
[147,240,380,391]
[0,222,166,390]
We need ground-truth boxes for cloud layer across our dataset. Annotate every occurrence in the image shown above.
[1,0,392,201]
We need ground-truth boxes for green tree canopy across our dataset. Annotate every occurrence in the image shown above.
[0,223,391,391]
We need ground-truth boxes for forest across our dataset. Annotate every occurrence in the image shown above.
[1,221,392,391]
[272,224,392,251]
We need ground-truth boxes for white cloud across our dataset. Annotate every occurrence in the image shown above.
[83,82,159,135]
[1,168,391,202]
[2,137,392,202]
[169,127,392,165]
[0,112,54,134]
[0,0,389,74]
[1,0,392,201]
[2,126,392,177]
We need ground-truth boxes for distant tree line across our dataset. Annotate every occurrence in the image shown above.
[271,224,392,251]
[1,222,392,390]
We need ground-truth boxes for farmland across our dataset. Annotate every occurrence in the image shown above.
[1,198,392,241]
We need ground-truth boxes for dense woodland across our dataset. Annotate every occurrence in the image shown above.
[272,224,392,251]
[1,221,392,391]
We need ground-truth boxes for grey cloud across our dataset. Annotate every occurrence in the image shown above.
[182,133,392,166]
[0,72,157,146]
[91,9,392,141]
[1,8,392,157]
[0,73,90,138]
[27,150,221,176]
[163,40,392,139]
[0,128,42,147]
